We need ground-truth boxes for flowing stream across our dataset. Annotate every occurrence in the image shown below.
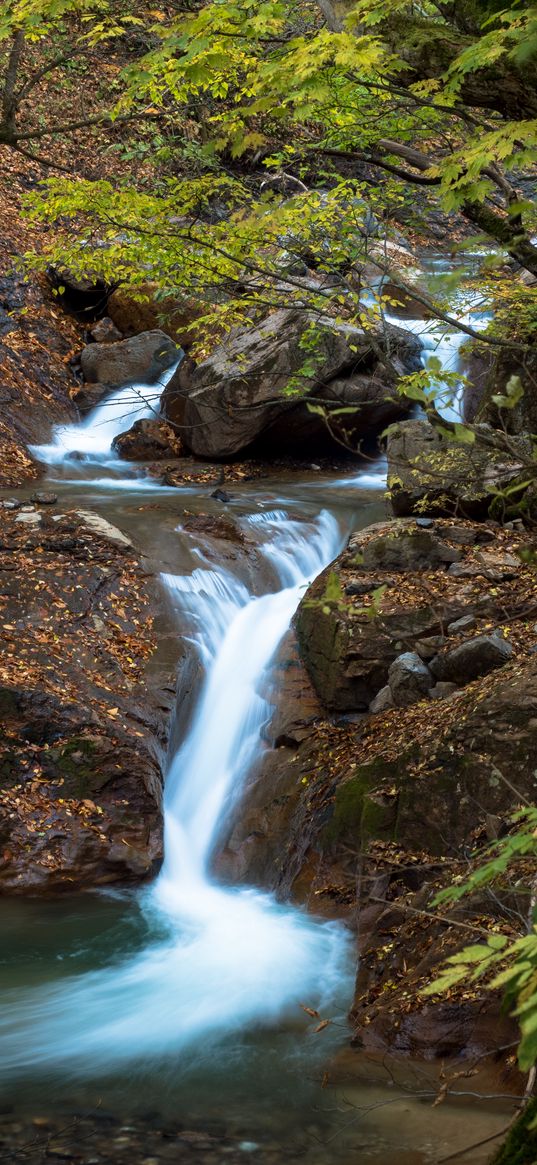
[0,270,510,1161]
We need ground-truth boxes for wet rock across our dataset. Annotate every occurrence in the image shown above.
[30,491,58,505]
[369,685,394,714]
[80,330,180,387]
[162,308,421,458]
[211,488,232,503]
[387,418,533,518]
[431,633,513,684]
[388,652,433,706]
[112,419,183,461]
[2,498,21,510]
[72,382,113,414]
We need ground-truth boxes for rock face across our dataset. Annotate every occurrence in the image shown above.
[0,508,171,894]
[162,308,422,458]
[387,418,533,518]
[107,284,203,349]
[80,330,179,387]
[112,419,184,461]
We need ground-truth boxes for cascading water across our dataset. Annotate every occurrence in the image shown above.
[0,498,352,1076]
[32,362,180,467]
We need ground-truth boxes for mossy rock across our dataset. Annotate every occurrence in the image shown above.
[323,756,401,848]
[44,736,110,799]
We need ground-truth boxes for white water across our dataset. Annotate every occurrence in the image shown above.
[31,363,179,466]
[0,459,351,1073]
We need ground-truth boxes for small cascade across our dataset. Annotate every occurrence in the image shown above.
[32,362,180,467]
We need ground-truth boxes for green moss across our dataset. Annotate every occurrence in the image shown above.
[46,736,108,799]
[492,1098,537,1165]
[323,757,398,848]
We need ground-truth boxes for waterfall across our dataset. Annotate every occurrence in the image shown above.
[0,507,352,1075]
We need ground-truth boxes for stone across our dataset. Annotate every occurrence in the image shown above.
[162,308,422,458]
[431,634,513,685]
[112,419,183,461]
[30,491,58,505]
[388,652,433,707]
[447,614,477,635]
[211,488,232,503]
[414,636,446,660]
[429,681,460,700]
[361,529,461,571]
[369,685,394,714]
[415,517,434,528]
[387,418,533,519]
[72,382,112,413]
[89,316,122,343]
[80,330,180,387]
[15,512,40,525]
[107,283,203,348]
[447,525,478,545]
[2,499,21,510]
[345,577,388,596]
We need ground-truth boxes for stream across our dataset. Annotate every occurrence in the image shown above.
[0,262,512,1164]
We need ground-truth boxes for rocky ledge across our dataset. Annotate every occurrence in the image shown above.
[0,504,172,893]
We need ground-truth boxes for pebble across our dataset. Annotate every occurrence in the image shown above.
[211,487,232,503]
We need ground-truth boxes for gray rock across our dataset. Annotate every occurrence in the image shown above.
[447,525,478,545]
[345,577,388,596]
[447,614,477,635]
[362,529,461,572]
[414,635,446,660]
[429,682,460,701]
[387,418,533,519]
[388,652,433,707]
[162,308,422,458]
[80,330,180,387]
[431,634,513,685]
[369,685,394,714]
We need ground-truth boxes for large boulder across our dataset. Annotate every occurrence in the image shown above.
[107,284,203,349]
[162,309,422,458]
[386,418,533,518]
[80,330,180,387]
[112,419,184,461]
